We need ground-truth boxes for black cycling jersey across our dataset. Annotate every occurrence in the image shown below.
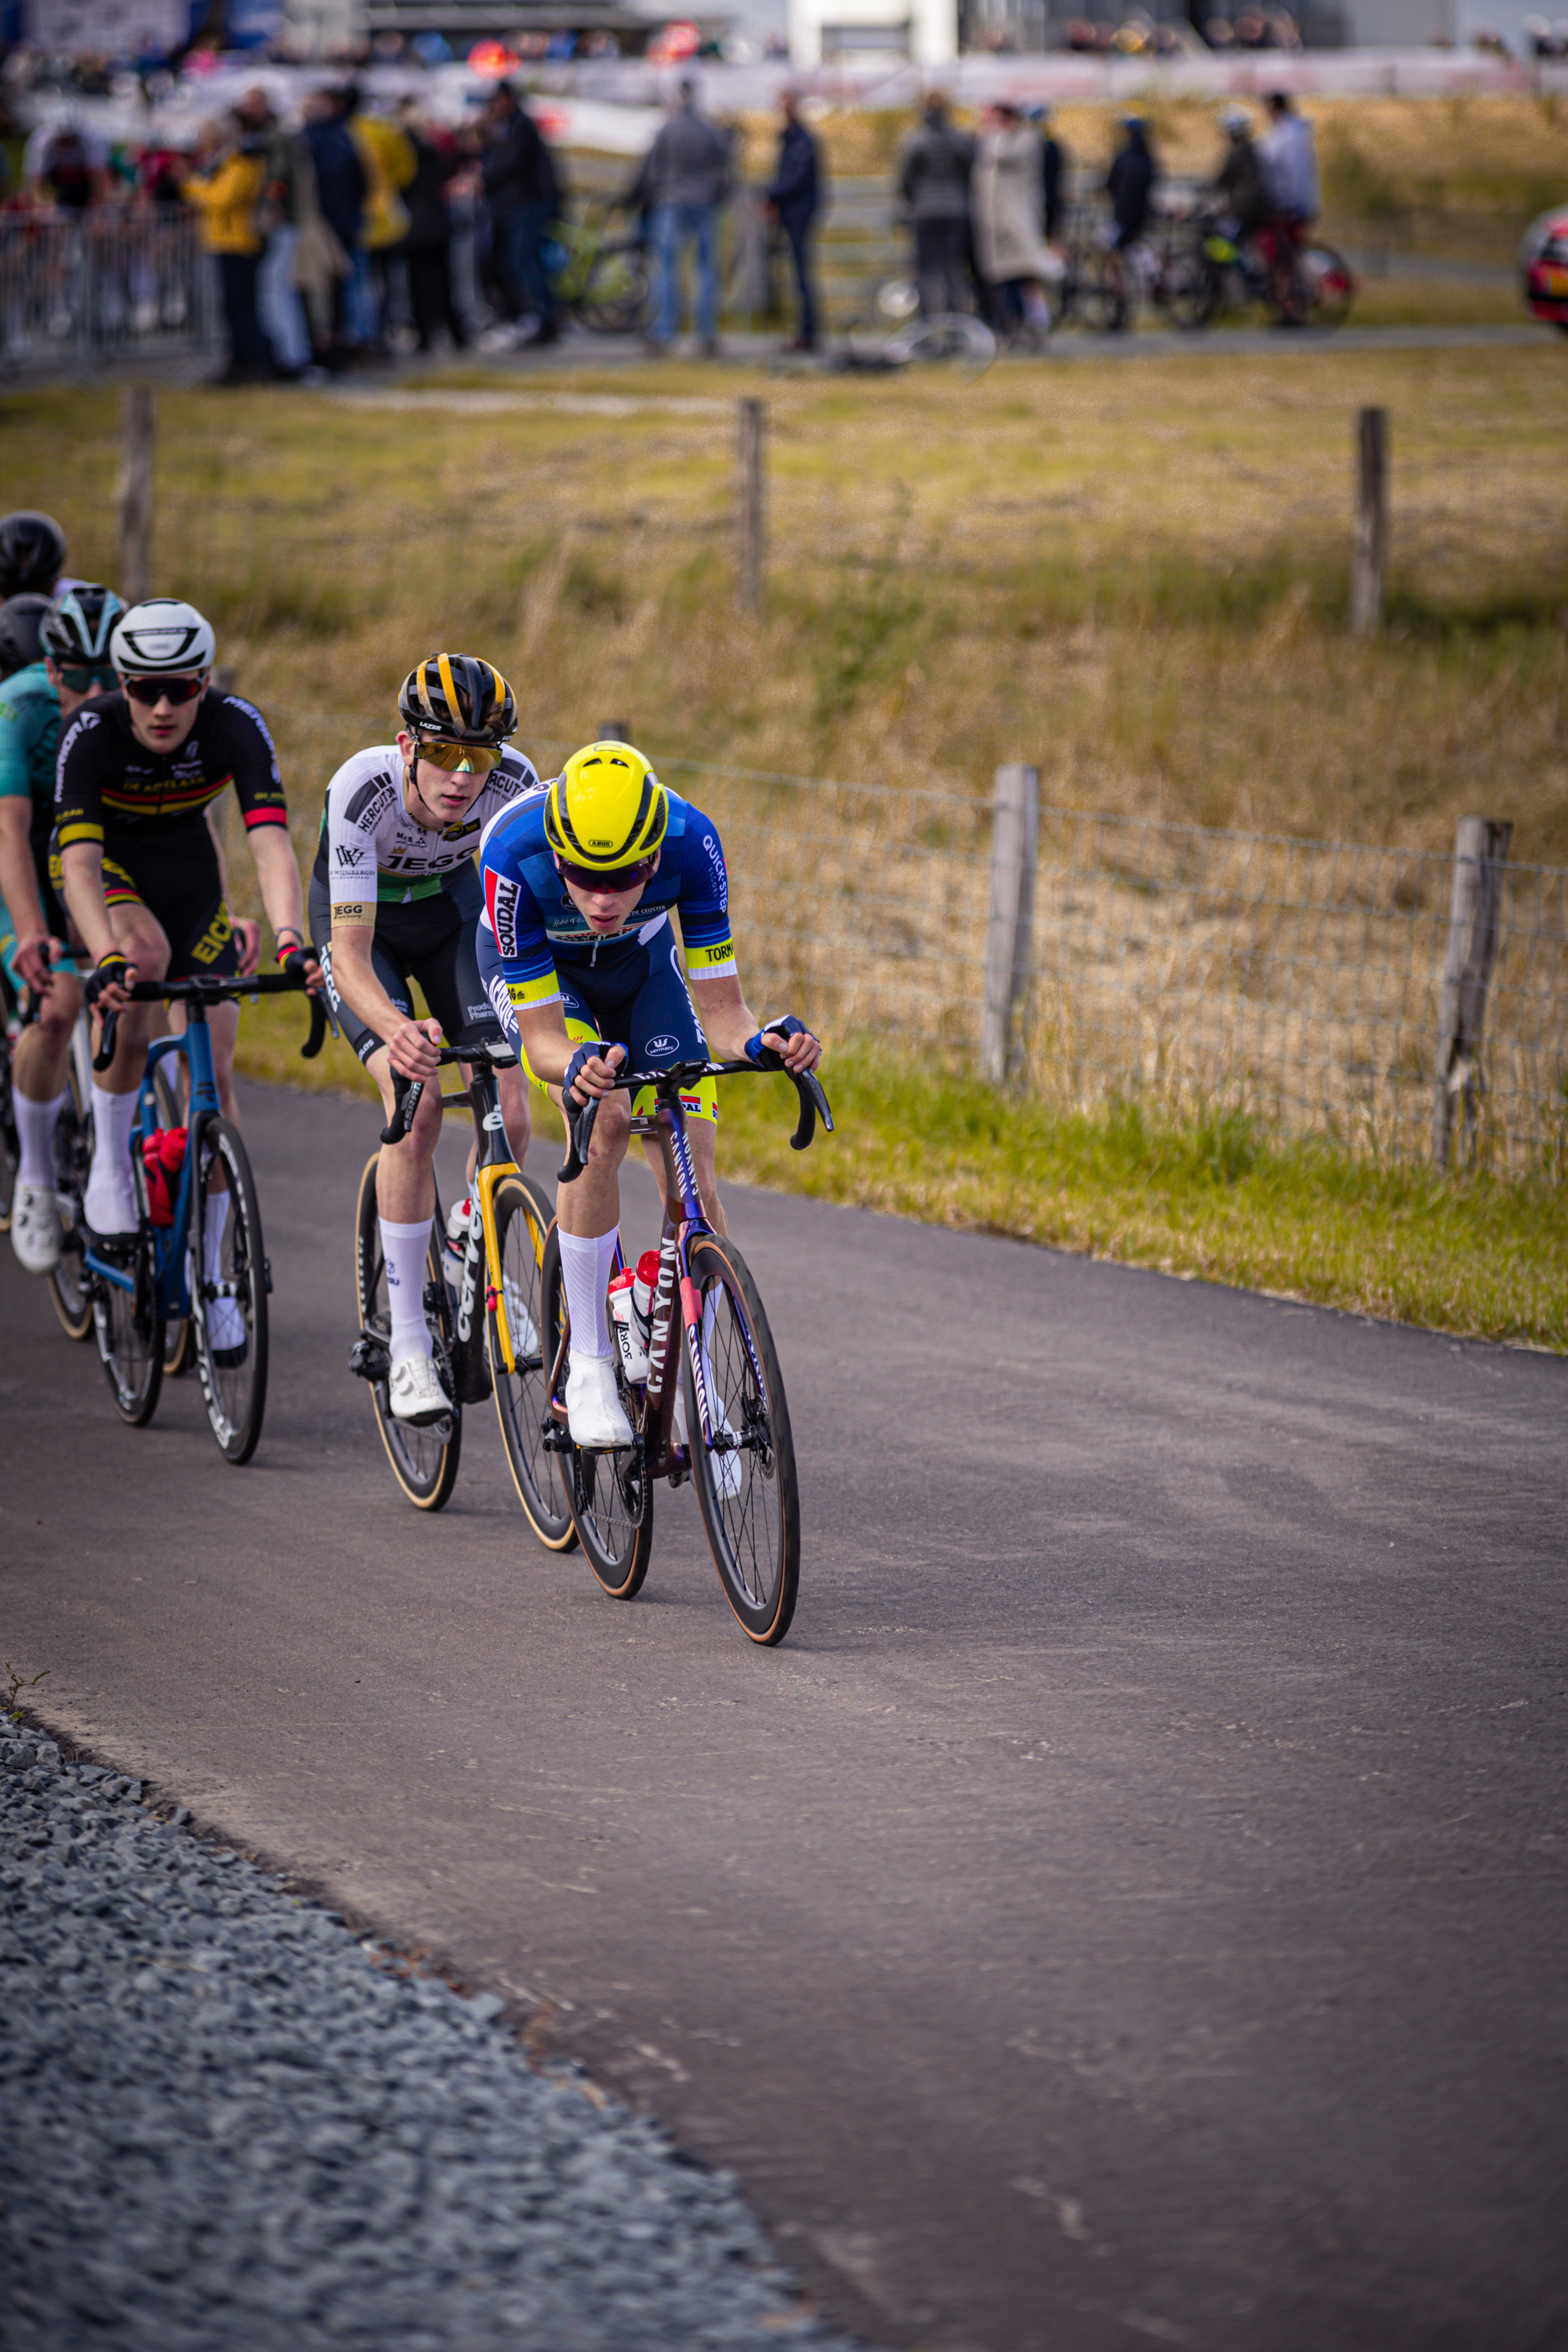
[53,688,289,856]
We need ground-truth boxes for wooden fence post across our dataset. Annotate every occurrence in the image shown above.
[736,397,764,616]
[117,384,155,605]
[599,720,630,742]
[982,763,1039,1085]
[1432,815,1512,1168]
[1351,405,1388,638]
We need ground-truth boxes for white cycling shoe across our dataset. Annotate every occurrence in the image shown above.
[388,1350,452,1425]
[565,1352,633,1450]
[10,1182,62,1274]
[674,1380,743,1500]
[82,1160,138,1240]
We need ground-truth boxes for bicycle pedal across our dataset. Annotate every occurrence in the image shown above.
[542,1421,575,1453]
[349,1335,390,1382]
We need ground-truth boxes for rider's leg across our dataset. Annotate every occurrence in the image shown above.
[85,896,169,1233]
[9,966,84,1272]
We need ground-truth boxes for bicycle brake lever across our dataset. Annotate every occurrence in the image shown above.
[379,1071,424,1148]
[556,1093,600,1185]
[789,1066,833,1151]
[301,991,328,1061]
[92,1008,119,1073]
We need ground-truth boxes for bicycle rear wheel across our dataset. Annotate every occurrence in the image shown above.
[92,1226,164,1428]
[541,1225,652,1599]
[354,1152,462,1511]
[191,1116,269,1465]
[577,238,649,333]
[1299,241,1353,327]
[490,1174,576,1551]
[684,1233,799,1646]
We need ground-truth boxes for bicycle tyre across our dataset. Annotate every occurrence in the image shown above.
[92,1225,164,1429]
[354,1152,462,1511]
[489,1174,577,1552]
[1164,249,1219,330]
[45,1038,95,1341]
[151,1062,194,1374]
[1299,241,1353,328]
[576,240,649,334]
[885,312,996,375]
[190,1116,269,1466]
[683,1233,799,1647]
[541,1224,652,1599]
[0,1033,16,1233]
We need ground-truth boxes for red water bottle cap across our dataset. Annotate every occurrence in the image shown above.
[636,1249,662,1288]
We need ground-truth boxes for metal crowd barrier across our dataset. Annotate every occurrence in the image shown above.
[0,209,220,372]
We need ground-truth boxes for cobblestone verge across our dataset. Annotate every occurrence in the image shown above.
[0,1724,858,2351]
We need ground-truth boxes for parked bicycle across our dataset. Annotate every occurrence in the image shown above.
[355,1038,564,1527]
[85,970,323,1462]
[546,203,651,335]
[535,1049,832,1648]
[1185,213,1354,328]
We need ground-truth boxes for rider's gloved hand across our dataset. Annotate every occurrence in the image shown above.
[745,1014,814,1065]
[83,950,132,1012]
[564,1038,615,1107]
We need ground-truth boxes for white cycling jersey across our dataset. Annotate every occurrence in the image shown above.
[317,742,543,916]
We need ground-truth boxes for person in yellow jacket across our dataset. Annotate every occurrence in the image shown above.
[343,88,415,346]
[183,114,270,383]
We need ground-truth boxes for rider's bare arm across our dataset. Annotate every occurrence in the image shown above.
[688,973,822,1074]
[0,798,52,986]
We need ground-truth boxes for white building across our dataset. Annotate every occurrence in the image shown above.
[789,0,956,67]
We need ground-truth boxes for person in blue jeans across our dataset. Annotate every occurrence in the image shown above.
[642,79,731,356]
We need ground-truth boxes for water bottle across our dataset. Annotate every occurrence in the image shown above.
[608,1250,657,1381]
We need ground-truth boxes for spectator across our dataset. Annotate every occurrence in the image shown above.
[1106,111,1156,249]
[1029,102,1066,244]
[233,85,312,380]
[22,112,110,212]
[303,84,367,360]
[182,115,269,384]
[1212,105,1268,238]
[642,76,731,357]
[971,102,1061,343]
[480,83,561,348]
[766,90,823,354]
[398,107,468,353]
[897,93,975,321]
[1258,91,1319,227]
[350,89,416,347]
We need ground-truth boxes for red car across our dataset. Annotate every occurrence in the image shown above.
[1521,207,1568,332]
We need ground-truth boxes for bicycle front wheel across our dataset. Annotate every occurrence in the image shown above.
[542,1225,652,1599]
[354,1152,462,1511]
[45,1044,94,1341]
[490,1174,576,1551]
[191,1116,269,1465]
[684,1233,799,1646]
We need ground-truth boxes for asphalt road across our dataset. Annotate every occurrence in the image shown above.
[2,1076,1565,2352]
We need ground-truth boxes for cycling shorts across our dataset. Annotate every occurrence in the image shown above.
[62,823,240,982]
[310,861,502,1067]
[476,920,718,1125]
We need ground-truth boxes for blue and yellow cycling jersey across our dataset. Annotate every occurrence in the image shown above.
[478,786,737,1012]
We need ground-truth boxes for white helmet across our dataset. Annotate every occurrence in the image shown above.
[111,596,216,677]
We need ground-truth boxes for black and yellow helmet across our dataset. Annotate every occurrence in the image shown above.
[398,653,517,746]
[544,740,667,873]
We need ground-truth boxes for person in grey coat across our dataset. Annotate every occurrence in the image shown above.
[897,93,975,319]
[643,78,732,355]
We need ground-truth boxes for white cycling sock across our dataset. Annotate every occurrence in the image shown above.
[380,1216,434,1359]
[87,1085,137,1198]
[203,1191,230,1280]
[559,1226,618,1359]
[15,1089,67,1189]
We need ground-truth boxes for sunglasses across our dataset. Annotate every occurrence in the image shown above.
[123,673,204,707]
[416,738,503,775]
[58,664,118,694]
[557,855,658,895]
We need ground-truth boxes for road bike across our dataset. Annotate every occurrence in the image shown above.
[1183,214,1354,328]
[85,970,323,1462]
[355,1037,564,1530]
[539,1051,833,1648]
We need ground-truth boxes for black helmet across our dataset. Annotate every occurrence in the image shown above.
[0,511,67,599]
[397,653,517,746]
[0,593,51,681]
[41,583,125,666]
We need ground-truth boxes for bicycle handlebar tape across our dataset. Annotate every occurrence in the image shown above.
[790,1067,833,1152]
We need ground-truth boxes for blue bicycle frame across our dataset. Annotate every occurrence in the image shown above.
[82,1013,219,1318]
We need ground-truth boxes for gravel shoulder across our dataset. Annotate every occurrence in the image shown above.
[0,1718,861,2352]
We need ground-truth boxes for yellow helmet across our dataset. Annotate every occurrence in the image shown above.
[545,740,668,873]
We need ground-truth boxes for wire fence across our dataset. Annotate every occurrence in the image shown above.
[238,713,1568,1177]
[0,210,219,372]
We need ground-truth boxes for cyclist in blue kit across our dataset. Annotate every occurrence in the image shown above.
[477,739,822,1452]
